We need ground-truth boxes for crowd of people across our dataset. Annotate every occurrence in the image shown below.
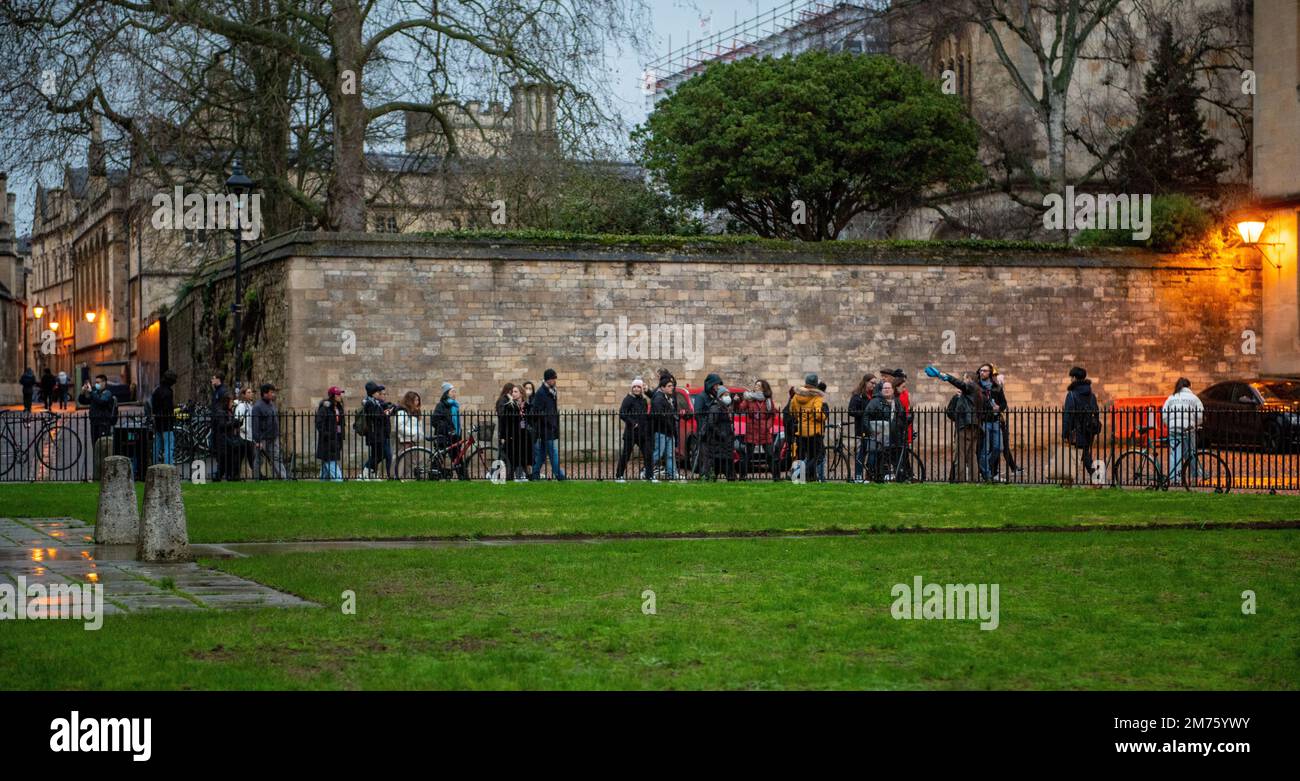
[12,362,1209,485]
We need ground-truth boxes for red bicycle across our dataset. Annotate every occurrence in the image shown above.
[392,422,498,480]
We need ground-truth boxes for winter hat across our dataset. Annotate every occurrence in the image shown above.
[704,373,724,396]
[1069,367,1087,381]
[804,373,819,387]
[441,382,454,394]
[631,378,644,388]
[543,368,557,381]
[365,380,384,395]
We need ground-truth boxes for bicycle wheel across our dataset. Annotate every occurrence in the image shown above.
[393,447,442,480]
[462,446,498,480]
[35,424,82,473]
[1109,451,1163,489]
[904,450,926,483]
[0,432,17,478]
[1181,451,1232,494]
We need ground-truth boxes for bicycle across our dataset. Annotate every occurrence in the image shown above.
[173,402,214,466]
[1109,424,1232,493]
[0,410,83,478]
[866,427,926,484]
[392,422,498,480]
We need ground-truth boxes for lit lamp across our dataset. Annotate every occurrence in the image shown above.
[84,311,96,323]
[1235,210,1282,270]
[49,321,59,331]
[33,305,44,319]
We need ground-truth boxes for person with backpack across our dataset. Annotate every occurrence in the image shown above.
[615,378,652,482]
[359,380,394,480]
[78,374,118,444]
[1063,366,1103,478]
[150,370,178,465]
[847,373,875,483]
[698,373,736,481]
[57,370,69,409]
[927,365,983,483]
[789,373,828,482]
[315,386,345,481]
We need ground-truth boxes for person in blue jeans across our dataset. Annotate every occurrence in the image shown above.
[650,372,679,481]
[150,370,177,465]
[529,368,566,480]
[976,364,1003,481]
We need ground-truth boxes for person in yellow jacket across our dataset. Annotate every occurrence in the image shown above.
[790,373,828,481]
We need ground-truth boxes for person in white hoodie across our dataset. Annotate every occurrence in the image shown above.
[1161,377,1204,484]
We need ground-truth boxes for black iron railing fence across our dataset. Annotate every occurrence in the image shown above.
[1,405,1295,492]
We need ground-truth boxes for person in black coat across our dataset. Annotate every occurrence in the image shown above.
[528,369,565,480]
[650,373,680,480]
[847,373,875,482]
[150,370,177,465]
[615,378,652,481]
[78,374,117,442]
[498,384,530,481]
[360,380,394,480]
[864,379,907,480]
[212,394,254,481]
[39,369,56,412]
[19,368,36,413]
[1063,366,1102,477]
[698,373,736,481]
[315,387,345,481]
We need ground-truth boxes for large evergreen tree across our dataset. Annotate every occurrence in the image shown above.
[1115,23,1226,196]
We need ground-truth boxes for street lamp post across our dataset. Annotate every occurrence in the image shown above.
[225,160,254,391]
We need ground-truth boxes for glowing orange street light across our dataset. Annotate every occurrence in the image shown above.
[84,311,96,323]
[32,305,44,318]
[1234,210,1282,270]
[49,321,60,331]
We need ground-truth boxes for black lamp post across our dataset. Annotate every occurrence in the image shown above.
[225,160,254,391]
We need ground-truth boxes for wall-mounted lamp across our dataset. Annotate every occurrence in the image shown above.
[84,311,96,323]
[32,305,44,319]
[49,321,60,331]
[1235,210,1284,270]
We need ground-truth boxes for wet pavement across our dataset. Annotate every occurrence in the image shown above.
[0,517,318,613]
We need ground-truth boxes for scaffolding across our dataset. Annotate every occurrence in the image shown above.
[644,0,889,103]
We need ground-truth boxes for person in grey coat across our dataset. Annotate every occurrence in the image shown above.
[252,383,288,479]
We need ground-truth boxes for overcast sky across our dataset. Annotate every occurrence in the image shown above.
[7,0,785,237]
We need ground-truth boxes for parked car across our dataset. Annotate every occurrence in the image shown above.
[1199,378,1300,452]
[681,384,787,473]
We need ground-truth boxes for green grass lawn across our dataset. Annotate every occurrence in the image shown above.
[3,481,1300,543]
[3,530,1295,690]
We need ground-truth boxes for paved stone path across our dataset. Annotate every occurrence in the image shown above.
[0,517,317,613]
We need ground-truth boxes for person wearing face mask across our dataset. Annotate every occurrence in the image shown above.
[79,373,118,443]
[699,373,736,481]
[615,378,652,482]
[739,379,779,481]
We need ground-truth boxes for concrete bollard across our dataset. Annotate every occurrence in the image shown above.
[95,456,139,545]
[92,436,113,482]
[137,464,192,562]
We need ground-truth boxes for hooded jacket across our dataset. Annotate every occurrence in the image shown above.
[1064,379,1101,446]
[1161,387,1204,433]
[789,385,827,436]
[699,381,735,461]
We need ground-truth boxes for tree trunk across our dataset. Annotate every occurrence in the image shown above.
[327,0,367,232]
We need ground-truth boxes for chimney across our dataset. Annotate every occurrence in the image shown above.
[89,114,106,177]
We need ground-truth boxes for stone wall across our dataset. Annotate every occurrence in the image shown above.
[168,233,1264,410]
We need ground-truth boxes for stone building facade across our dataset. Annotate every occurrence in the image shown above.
[166,234,1262,411]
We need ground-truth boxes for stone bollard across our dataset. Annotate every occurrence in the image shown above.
[92,436,113,482]
[137,464,192,562]
[95,456,139,545]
